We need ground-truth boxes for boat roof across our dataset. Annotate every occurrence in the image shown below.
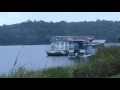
[67,40,87,42]
[93,40,106,43]
[51,36,94,41]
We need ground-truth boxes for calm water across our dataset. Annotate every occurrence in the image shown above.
[0,45,79,74]
[1,43,119,74]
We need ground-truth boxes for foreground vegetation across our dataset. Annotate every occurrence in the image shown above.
[1,46,120,78]
[73,46,120,78]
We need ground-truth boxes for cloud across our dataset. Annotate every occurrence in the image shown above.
[0,12,120,26]
[0,12,22,25]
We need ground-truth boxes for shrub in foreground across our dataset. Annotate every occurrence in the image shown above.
[73,46,120,78]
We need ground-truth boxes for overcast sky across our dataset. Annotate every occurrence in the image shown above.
[0,12,120,26]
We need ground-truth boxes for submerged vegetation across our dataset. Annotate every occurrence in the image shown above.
[1,46,120,78]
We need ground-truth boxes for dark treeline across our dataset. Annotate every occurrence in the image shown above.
[0,19,120,45]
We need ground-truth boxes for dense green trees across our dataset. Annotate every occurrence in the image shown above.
[0,20,120,45]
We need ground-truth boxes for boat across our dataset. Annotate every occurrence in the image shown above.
[67,37,106,59]
[46,36,106,58]
[46,36,69,56]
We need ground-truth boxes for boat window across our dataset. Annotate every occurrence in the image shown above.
[74,45,79,50]
[71,42,74,45]
[82,45,87,49]
[56,41,59,45]
[74,42,78,45]
[65,42,68,45]
[92,45,97,49]
[78,41,87,49]
[51,42,55,45]
[61,41,64,45]
[69,46,74,50]
[79,42,83,49]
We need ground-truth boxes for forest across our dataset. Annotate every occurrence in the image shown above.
[0,19,120,45]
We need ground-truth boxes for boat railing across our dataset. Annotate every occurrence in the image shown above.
[46,45,58,50]
[50,36,94,42]
[65,45,79,51]
[46,45,66,50]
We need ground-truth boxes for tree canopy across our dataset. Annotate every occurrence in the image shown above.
[0,20,119,45]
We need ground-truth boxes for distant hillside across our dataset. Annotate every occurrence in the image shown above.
[0,20,120,45]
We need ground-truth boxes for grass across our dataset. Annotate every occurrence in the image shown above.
[0,66,75,78]
[1,46,120,78]
[107,74,120,78]
[0,61,86,78]
[73,46,120,78]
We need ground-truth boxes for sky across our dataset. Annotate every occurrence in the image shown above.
[0,12,120,26]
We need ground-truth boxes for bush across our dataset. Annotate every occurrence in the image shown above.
[73,46,120,78]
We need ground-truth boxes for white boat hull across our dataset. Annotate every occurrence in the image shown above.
[46,50,67,56]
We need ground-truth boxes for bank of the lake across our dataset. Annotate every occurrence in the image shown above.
[1,46,120,78]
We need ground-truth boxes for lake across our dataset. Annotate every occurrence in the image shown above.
[0,45,79,74]
[1,43,120,74]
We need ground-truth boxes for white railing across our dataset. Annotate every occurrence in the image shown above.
[46,45,66,50]
[46,45,80,51]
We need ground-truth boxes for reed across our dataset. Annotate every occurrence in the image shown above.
[8,46,25,77]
